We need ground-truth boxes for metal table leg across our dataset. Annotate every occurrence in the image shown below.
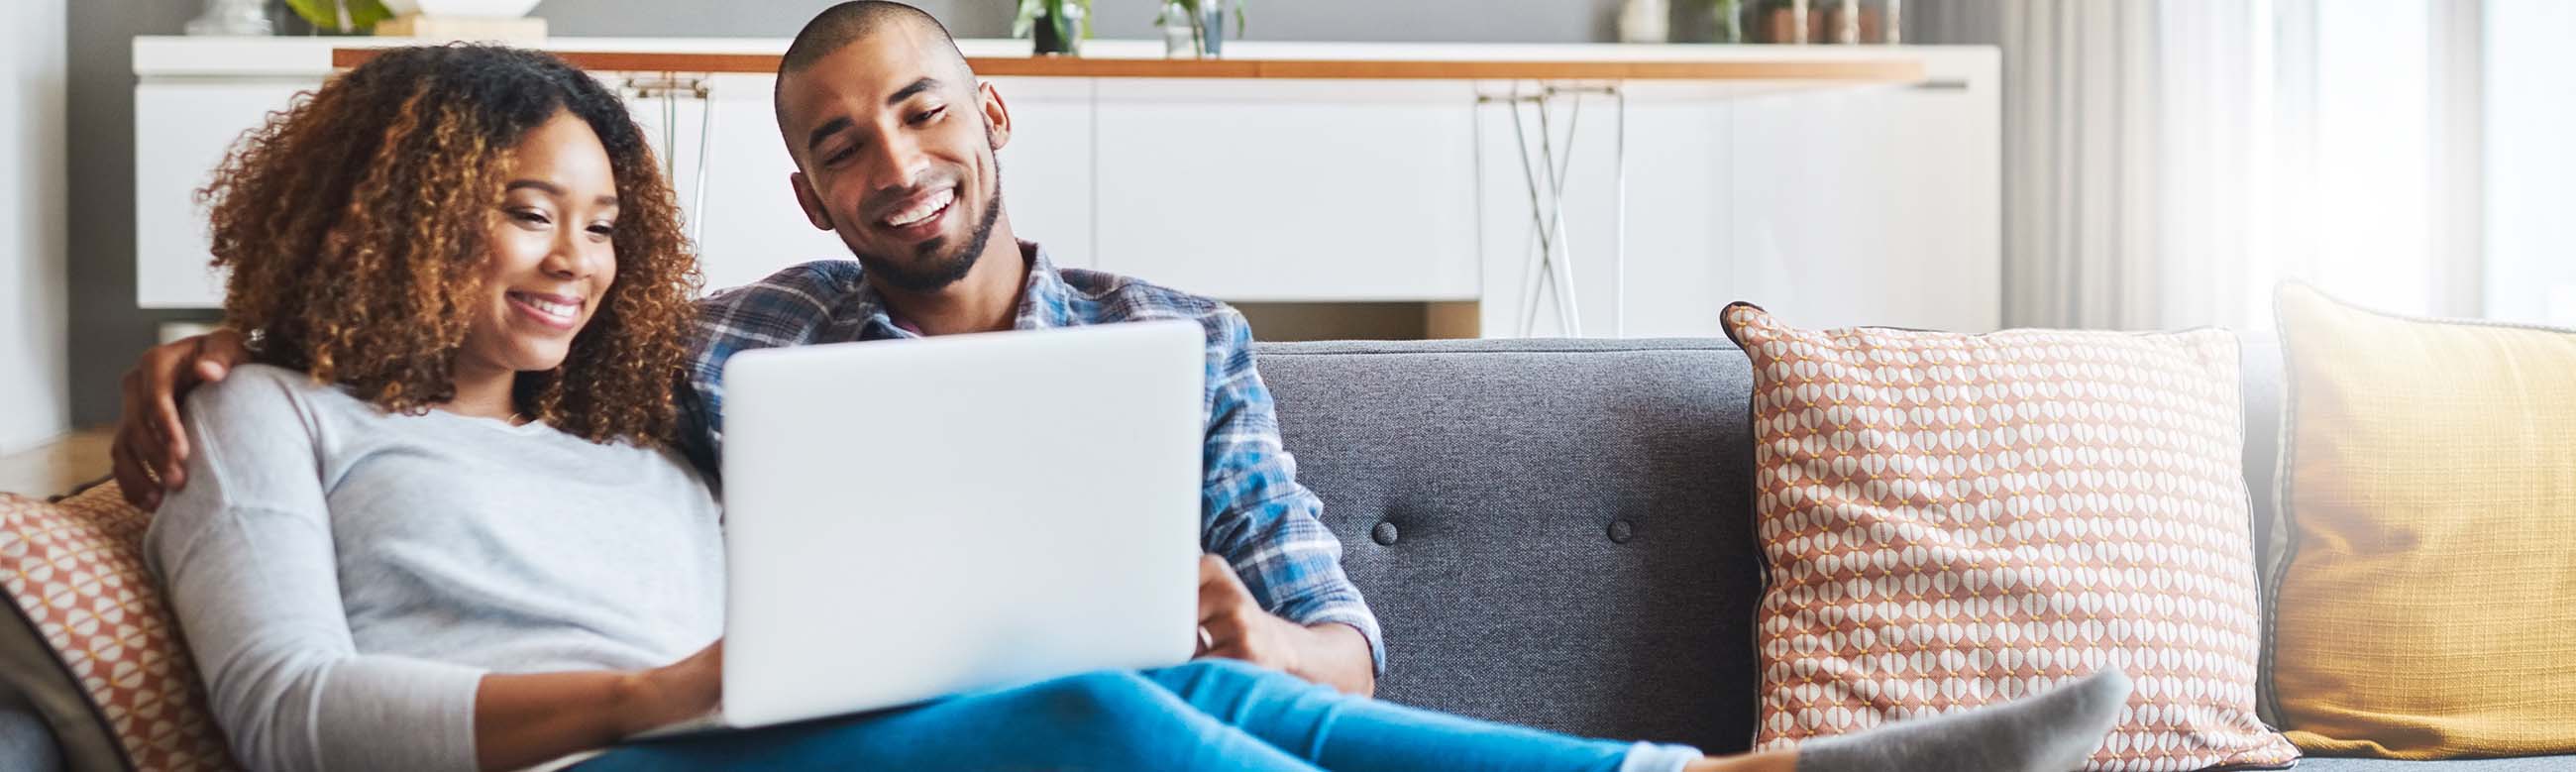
[1478,82,1628,338]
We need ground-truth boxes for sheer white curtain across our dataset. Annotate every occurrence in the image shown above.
[2481,0,2576,327]
[1917,0,2477,330]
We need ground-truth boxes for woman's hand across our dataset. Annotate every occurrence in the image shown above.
[473,641,722,770]
[616,640,723,737]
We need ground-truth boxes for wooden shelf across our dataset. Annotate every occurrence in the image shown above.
[331,48,1925,82]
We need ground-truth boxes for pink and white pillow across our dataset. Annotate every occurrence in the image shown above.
[1722,303,2298,771]
[1,482,238,771]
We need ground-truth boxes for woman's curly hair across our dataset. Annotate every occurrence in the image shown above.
[199,45,699,447]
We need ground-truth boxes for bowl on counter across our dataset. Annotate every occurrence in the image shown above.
[378,0,542,17]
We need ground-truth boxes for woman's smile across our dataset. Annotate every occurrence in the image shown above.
[506,290,586,331]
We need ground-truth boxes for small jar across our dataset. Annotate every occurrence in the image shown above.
[1759,0,1822,44]
[1160,1,1197,57]
[1618,0,1670,44]
[1823,0,1903,44]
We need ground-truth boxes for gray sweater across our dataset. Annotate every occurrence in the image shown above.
[146,364,723,772]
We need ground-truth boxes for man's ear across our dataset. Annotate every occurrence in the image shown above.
[789,171,833,231]
[978,80,1012,152]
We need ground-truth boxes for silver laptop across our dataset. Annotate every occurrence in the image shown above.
[649,320,1206,735]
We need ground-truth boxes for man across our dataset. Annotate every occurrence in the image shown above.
[115,0,1378,698]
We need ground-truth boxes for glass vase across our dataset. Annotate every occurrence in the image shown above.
[1192,1,1227,58]
[1032,3,1085,56]
[1160,1,1195,57]
[1710,0,1744,43]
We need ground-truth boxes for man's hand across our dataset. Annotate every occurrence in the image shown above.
[1195,554,1376,697]
[112,329,252,509]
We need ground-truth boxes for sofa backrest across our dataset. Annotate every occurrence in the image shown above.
[1258,335,2287,755]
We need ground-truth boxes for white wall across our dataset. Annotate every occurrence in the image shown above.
[3,0,71,453]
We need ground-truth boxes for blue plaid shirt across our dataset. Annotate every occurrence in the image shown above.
[677,242,1384,672]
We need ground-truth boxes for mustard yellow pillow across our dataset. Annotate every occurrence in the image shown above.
[2269,283,2576,758]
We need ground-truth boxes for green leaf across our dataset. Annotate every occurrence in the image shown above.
[1014,0,1094,41]
[1011,0,1043,38]
[284,0,393,32]
[1157,0,1223,33]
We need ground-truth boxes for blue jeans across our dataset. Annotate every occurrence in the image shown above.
[579,659,1699,772]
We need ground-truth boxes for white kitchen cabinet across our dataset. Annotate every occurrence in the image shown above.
[1726,55,1999,333]
[981,76,1095,271]
[1615,82,1741,337]
[134,79,316,308]
[1473,48,1999,338]
[1092,78,1484,302]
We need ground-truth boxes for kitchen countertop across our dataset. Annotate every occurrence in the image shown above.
[137,36,1956,82]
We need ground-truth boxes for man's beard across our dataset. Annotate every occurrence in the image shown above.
[852,168,1006,294]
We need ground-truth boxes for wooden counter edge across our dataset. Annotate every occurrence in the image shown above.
[332,48,1926,82]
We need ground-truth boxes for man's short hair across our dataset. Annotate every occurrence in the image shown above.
[774,1,974,127]
[781,1,957,74]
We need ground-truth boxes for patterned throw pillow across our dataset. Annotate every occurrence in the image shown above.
[1722,303,2298,771]
[2267,283,2576,758]
[0,482,237,772]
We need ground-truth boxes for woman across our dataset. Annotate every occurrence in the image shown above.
[149,44,2128,772]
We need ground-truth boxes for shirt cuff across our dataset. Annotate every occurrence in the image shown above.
[315,657,487,772]
[1295,604,1388,677]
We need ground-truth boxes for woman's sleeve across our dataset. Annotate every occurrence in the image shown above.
[145,371,487,772]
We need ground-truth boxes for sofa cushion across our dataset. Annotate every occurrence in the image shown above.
[0,482,237,772]
[1259,338,1765,755]
[1720,303,2298,771]
[2267,283,2576,758]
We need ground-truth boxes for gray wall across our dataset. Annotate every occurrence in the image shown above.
[67,0,201,428]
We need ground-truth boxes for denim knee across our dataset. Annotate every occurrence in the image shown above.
[1146,658,1340,726]
[1151,658,1310,696]
[1025,670,1167,722]
[1020,670,1238,766]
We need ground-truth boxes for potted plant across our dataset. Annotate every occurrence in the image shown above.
[1013,0,1091,56]
[1156,0,1246,58]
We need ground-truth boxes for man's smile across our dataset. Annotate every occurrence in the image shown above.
[873,183,958,242]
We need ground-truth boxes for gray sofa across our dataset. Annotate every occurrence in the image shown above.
[1258,337,2571,771]
[3,336,2565,770]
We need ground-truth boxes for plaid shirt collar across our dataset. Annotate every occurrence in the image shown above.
[849,241,1077,340]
